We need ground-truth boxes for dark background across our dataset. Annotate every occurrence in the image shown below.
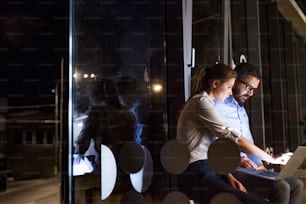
[0,0,305,107]
[0,0,68,107]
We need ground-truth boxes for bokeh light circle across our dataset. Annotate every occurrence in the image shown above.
[130,145,153,193]
[210,192,241,204]
[162,191,190,204]
[120,190,146,204]
[160,139,189,174]
[119,141,145,173]
[101,144,117,200]
[207,137,240,174]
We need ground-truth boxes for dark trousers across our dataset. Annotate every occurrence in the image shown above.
[233,171,304,204]
[177,160,269,204]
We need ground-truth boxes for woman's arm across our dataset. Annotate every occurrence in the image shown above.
[196,94,291,165]
[227,173,247,192]
[236,136,291,165]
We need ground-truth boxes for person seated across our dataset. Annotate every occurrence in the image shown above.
[176,63,292,204]
[215,62,304,204]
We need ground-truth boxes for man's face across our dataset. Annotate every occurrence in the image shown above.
[232,75,260,104]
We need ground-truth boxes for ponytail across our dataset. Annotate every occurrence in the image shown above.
[190,63,237,98]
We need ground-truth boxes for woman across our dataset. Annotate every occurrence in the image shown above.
[176,63,289,204]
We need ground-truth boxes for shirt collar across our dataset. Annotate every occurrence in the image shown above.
[224,96,243,108]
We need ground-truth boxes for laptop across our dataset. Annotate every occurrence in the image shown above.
[236,146,306,180]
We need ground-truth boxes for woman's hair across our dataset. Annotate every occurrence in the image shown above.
[190,63,237,97]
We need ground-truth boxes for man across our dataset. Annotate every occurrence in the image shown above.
[215,62,304,204]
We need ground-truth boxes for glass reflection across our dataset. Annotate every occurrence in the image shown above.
[130,145,153,193]
[70,0,221,202]
[101,144,117,200]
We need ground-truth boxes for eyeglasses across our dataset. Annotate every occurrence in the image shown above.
[237,79,258,93]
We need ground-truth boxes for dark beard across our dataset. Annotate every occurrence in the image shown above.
[232,93,247,105]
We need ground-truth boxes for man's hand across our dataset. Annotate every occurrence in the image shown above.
[240,156,266,170]
[227,173,247,193]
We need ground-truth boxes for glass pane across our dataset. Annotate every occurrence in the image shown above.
[71,0,168,202]
[69,0,226,203]
[193,0,222,66]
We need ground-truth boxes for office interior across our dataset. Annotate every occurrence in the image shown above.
[1,0,306,203]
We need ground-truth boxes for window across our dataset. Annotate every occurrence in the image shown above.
[24,131,33,144]
[36,131,44,144]
[46,132,53,144]
[14,130,22,144]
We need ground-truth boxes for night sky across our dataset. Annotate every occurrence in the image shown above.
[0,0,68,106]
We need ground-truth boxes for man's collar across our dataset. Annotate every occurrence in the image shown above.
[224,96,235,104]
[225,96,243,107]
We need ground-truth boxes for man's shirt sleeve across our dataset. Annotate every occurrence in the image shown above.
[214,98,263,165]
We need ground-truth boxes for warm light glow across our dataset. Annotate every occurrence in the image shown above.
[152,83,162,93]
[74,72,96,80]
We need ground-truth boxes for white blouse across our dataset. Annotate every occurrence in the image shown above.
[176,91,240,163]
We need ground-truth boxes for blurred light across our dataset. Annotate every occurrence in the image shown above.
[73,114,88,139]
[73,154,94,176]
[152,83,162,93]
[73,73,78,79]
[73,72,96,80]
[77,122,83,128]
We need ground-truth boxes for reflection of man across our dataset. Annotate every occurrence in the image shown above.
[215,63,304,204]
[75,77,143,161]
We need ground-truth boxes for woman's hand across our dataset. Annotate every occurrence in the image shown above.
[237,136,292,165]
[227,173,247,193]
[270,152,293,165]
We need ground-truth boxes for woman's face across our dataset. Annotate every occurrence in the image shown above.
[212,78,235,102]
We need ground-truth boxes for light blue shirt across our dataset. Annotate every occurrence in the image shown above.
[214,96,262,164]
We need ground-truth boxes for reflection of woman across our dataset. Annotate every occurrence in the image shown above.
[75,77,139,167]
[176,64,288,204]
